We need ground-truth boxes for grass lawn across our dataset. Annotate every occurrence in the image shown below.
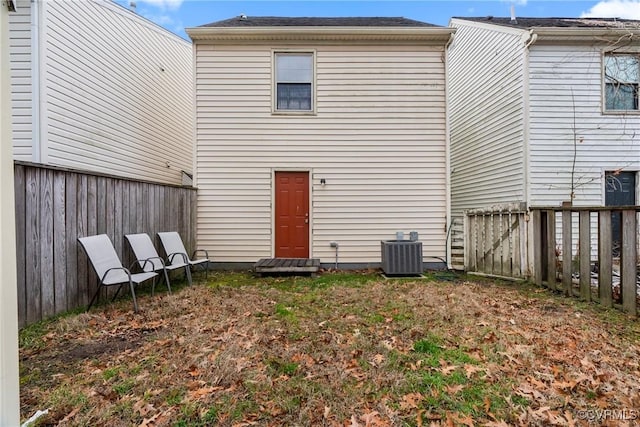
[19,271,640,426]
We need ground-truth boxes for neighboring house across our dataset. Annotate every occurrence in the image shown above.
[448,17,640,271]
[9,0,193,185]
[187,16,454,267]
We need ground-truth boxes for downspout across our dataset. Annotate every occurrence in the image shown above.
[522,29,537,209]
[31,0,42,162]
[190,42,197,188]
[522,29,538,277]
[443,31,455,269]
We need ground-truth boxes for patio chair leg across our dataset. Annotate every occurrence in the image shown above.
[129,279,139,312]
[163,269,172,294]
[111,284,124,302]
[151,276,156,296]
[87,285,103,311]
[186,266,193,286]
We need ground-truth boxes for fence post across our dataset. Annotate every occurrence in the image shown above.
[531,209,542,286]
[621,209,637,316]
[545,210,557,288]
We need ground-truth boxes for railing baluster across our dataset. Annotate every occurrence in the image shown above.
[598,211,613,308]
[562,209,572,296]
[579,211,591,301]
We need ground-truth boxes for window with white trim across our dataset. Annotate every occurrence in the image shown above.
[604,54,639,111]
[274,53,313,112]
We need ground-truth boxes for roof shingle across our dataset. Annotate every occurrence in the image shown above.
[454,16,640,30]
[200,16,437,28]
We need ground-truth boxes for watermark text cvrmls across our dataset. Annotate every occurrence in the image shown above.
[576,409,638,422]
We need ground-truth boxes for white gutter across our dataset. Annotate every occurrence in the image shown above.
[1,3,20,426]
[530,27,637,43]
[187,26,456,44]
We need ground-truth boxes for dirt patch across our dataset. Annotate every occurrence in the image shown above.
[59,334,147,362]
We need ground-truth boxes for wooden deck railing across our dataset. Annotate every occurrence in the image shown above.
[530,206,639,315]
[464,203,528,279]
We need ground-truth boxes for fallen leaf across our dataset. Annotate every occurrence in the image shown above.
[370,354,385,367]
[60,408,80,423]
[464,364,483,378]
[324,406,331,419]
[497,351,520,365]
[139,410,163,427]
[439,364,457,375]
[552,380,577,391]
[445,384,464,394]
[133,400,155,417]
[400,392,423,410]
[360,410,380,426]
[187,386,216,400]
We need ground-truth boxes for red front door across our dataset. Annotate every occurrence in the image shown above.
[275,172,309,258]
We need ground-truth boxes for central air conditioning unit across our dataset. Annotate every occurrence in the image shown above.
[381,240,423,276]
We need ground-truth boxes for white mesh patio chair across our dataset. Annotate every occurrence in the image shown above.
[125,233,191,293]
[78,234,157,312]
[158,232,209,285]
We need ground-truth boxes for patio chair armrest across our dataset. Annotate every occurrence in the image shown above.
[101,267,131,283]
[130,257,165,272]
[167,252,189,265]
[192,249,209,260]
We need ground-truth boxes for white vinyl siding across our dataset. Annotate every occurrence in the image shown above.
[39,0,193,184]
[195,44,448,264]
[529,45,640,206]
[448,21,527,219]
[9,0,32,160]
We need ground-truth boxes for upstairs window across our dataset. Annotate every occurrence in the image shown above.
[275,53,313,112]
[604,54,639,111]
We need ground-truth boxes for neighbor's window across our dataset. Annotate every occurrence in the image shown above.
[604,54,639,111]
[275,53,313,112]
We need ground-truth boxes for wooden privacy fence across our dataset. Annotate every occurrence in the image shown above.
[14,161,197,327]
[531,206,639,315]
[464,203,528,279]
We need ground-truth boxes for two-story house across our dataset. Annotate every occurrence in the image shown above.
[448,17,640,272]
[187,16,455,268]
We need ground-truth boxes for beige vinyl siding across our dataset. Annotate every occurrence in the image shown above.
[529,44,640,206]
[40,0,192,185]
[9,0,32,160]
[195,44,447,264]
[448,21,527,219]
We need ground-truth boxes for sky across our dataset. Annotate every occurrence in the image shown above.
[114,0,640,40]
